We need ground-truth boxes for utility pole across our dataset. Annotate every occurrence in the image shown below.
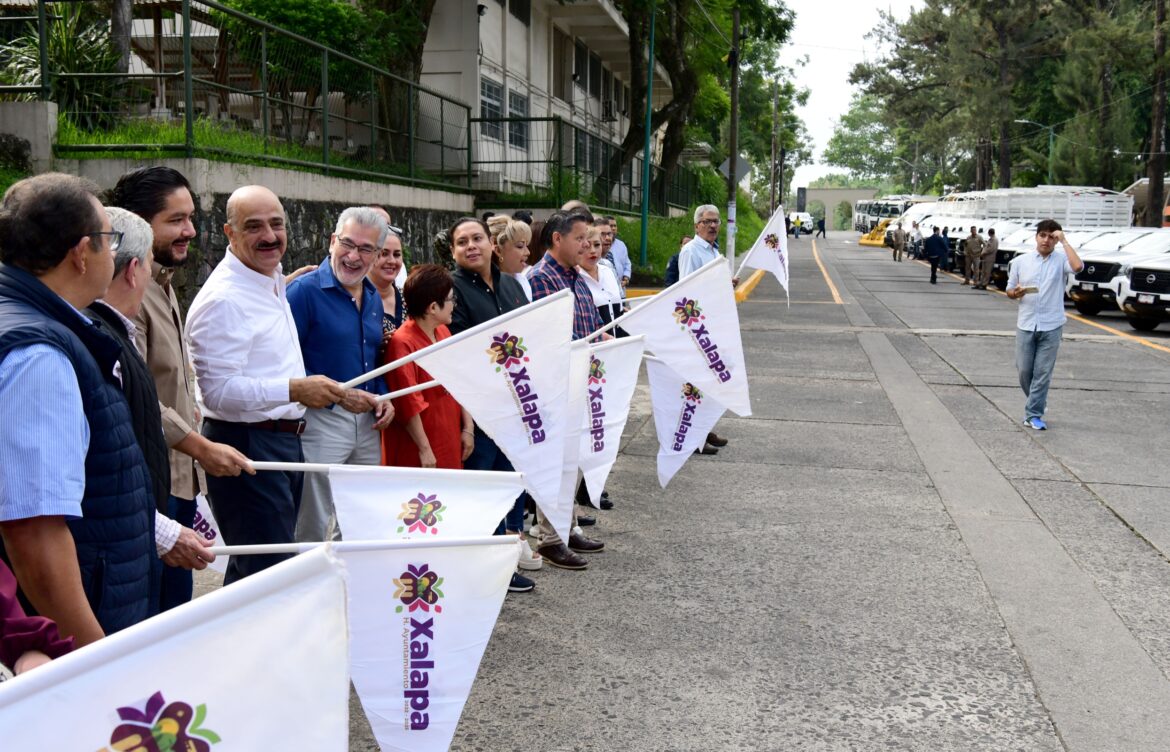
[637,0,657,265]
[769,80,778,214]
[725,8,740,266]
[1149,0,1166,227]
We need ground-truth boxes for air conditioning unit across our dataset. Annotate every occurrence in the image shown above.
[602,99,618,122]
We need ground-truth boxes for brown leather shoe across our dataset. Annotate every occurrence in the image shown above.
[694,444,719,456]
[705,431,729,447]
[537,543,588,570]
[568,531,605,553]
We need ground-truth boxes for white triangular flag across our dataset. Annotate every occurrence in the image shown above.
[340,537,518,752]
[646,357,728,487]
[578,336,645,505]
[193,492,228,574]
[329,465,524,540]
[411,290,575,541]
[740,204,789,293]
[552,342,592,530]
[615,258,751,416]
[0,547,349,750]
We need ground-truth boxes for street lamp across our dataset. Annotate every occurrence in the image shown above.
[891,156,919,193]
[1015,119,1055,185]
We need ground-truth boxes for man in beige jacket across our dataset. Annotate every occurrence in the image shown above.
[111,167,252,611]
[962,226,985,286]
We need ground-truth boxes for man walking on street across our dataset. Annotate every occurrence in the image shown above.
[962,226,984,286]
[924,226,948,284]
[891,222,906,262]
[815,217,826,238]
[976,228,998,289]
[1006,220,1083,430]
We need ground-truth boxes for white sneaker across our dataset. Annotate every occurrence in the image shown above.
[518,537,543,571]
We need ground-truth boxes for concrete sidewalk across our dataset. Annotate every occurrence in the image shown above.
[353,233,1170,749]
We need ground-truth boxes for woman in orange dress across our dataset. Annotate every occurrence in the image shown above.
[381,264,474,469]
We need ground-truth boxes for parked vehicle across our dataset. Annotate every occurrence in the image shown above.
[1067,229,1170,315]
[788,211,814,235]
[1118,254,1170,331]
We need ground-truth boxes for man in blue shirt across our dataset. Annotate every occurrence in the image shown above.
[0,173,157,646]
[287,207,394,541]
[601,216,632,288]
[1006,220,1083,430]
[923,226,949,284]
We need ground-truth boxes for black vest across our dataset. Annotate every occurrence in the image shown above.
[0,264,157,634]
[85,302,171,514]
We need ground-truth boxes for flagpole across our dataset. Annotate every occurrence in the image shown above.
[206,536,520,557]
[248,459,524,481]
[374,379,437,403]
[339,288,572,389]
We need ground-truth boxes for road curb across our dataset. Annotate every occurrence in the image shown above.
[734,269,766,303]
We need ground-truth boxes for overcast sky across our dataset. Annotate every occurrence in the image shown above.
[776,0,920,188]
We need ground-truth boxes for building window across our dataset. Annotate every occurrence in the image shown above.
[553,28,570,102]
[480,77,503,140]
[574,40,588,90]
[509,0,530,26]
[589,52,602,99]
[508,90,529,149]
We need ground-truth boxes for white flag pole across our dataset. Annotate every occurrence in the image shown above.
[206,536,519,557]
[248,460,524,483]
[374,379,437,403]
[339,288,572,389]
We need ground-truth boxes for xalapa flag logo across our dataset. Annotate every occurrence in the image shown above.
[672,297,703,326]
[764,233,780,250]
[394,563,445,614]
[396,493,445,535]
[682,383,703,403]
[105,691,221,752]
[486,332,527,370]
[487,330,547,444]
[587,355,606,385]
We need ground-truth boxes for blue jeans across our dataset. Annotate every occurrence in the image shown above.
[1016,327,1063,420]
[462,430,526,534]
[159,495,196,612]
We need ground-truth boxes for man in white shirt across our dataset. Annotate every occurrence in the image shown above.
[1006,219,1083,430]
[186,185,347,583]
[676,205,736,453]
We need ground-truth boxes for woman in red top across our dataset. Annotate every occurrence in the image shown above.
[381,264,474,469]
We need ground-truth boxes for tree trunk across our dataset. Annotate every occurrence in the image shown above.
[996,23,1012,187]
[111,0,132,75]
[1149,0,1167,226]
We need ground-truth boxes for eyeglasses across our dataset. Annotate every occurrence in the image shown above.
[335,236,378,257]
[698,218,720,227]
[87,231,123,252]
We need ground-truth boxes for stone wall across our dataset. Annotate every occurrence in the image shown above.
[50,157,474,309]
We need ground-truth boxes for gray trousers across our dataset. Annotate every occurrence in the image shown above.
[295,406,380,542]
[978,251,997,287]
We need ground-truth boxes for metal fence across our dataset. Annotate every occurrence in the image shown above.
[470,116,696,215]
[0,0,471,191]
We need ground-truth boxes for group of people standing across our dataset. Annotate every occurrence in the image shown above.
[0,167,678,678]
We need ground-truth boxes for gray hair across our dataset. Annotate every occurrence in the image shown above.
[693,204,719,224]
[334,206,389,247]
[104,206,152,275]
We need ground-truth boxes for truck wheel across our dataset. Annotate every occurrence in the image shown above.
[1127,316,1160,332]
[1073,301,1102,316]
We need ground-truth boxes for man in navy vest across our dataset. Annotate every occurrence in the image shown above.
[0,173,158,646]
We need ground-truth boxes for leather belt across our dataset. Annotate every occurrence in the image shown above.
[207,417,307,436]
[250,419,307,436]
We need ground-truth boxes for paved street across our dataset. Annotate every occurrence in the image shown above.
[428,232,1170,751]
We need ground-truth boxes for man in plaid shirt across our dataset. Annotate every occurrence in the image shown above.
[526,210,607,569]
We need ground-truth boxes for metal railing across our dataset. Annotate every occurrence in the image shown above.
[1,0,472,191]
[470,115,696,215]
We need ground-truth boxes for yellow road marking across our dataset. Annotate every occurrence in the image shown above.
[812,239,844,305]
[734,269,766,303]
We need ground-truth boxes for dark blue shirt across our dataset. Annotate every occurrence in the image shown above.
[287,257,386,395]
[924,234,949,261]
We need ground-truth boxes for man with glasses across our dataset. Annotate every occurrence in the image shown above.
[0,173,158,645]
[677,205,736,453]
[287,207,394,542]
[1006,220,1083,430]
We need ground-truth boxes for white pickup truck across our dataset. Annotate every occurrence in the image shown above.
[1065,228,1168,315]
[1118,254,1170,331]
